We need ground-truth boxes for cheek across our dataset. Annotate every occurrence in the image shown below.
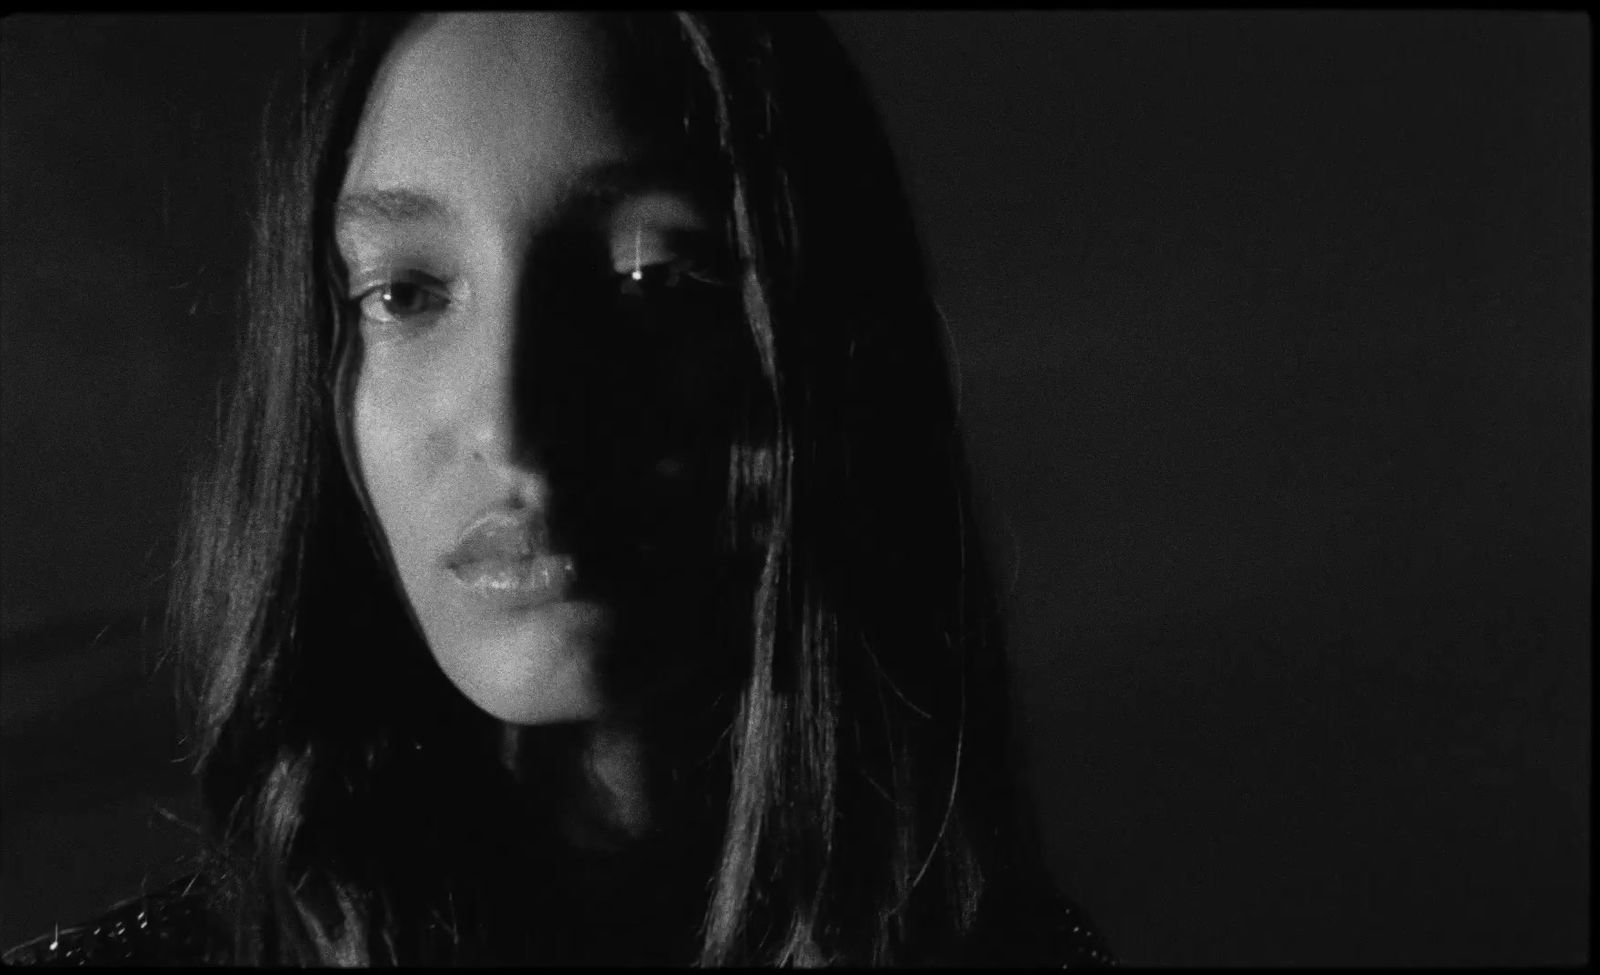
[352,363,451,576]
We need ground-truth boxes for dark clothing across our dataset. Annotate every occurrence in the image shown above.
[2,876,229,967]
[3,873,1116,967]
[970,882,1119,969]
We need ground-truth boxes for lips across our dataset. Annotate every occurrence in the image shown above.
[444,507,577,609]
[447,508,545,567]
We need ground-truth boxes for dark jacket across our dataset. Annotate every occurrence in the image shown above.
[2,876,229,967]
[3,873,1116,967]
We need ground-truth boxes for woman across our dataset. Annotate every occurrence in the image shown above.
[5,13,1113,967]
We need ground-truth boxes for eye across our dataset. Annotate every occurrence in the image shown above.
[607,259,735,338]
[616,259,728,301]
[608,216,734,324]
[352,277,450,327]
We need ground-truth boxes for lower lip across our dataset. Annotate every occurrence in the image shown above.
[448,554,577,610]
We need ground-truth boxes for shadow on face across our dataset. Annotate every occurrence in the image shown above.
[510,203,756,715]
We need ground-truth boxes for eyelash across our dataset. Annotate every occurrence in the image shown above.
[352,276,451,327]
[614,257,729,301]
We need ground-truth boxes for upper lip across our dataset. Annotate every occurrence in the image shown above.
[444,506,550,569]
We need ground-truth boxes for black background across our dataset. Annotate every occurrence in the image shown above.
[0,13,1589,964]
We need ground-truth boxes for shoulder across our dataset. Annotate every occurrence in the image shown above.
[1051,893,1117,969]
[2,874,229,967]
[966,878,1118,969]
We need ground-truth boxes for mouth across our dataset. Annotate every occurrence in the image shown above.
[445,507,579,610]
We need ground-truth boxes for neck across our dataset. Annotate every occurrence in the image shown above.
[494,715,716,965]
[500,717,653,853]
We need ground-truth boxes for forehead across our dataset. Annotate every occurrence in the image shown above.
[342,13,633,225]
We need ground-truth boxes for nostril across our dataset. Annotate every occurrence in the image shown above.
[508,478,550,512]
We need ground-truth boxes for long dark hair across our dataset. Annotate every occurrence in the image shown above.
[172,12,1057,966]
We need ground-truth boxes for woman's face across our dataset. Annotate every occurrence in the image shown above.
[338,13,737,725]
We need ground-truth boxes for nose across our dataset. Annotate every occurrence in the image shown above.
[456,280,555,496]
[455,253,603,494]
[455,226,709,509]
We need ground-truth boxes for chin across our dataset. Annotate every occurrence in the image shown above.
[422,601,615,725]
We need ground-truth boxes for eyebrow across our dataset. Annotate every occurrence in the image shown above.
[334,157,706,235]
[563,157,702,212]
[335,187,453,229]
